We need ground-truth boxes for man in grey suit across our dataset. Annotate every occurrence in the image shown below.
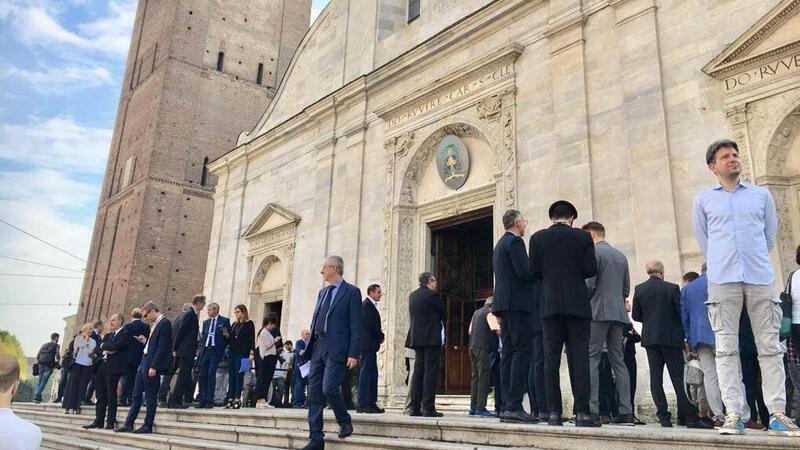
[582,222,634,425]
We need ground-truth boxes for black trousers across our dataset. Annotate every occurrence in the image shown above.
[158,373,173,402]
[541,315,591,414]
[169,357,194,405]
[490,351,504,412]
[120,369,137,404]
[497,311,533,413]
[741,352,770,426]
[624,348,637,411]
[527,331,546,416]
[409,346,440,413]
[644,345,698,421]
[63,364,93,410]
[257,355,278,401]
[94,362,122,426]
[598,353,618,417]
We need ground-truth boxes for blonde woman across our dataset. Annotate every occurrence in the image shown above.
[63,323,97,414]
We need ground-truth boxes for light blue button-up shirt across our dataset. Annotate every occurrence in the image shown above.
[692,182,777,285]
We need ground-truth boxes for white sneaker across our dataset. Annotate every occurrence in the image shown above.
[719,412,745,435]
[768,412,800,437]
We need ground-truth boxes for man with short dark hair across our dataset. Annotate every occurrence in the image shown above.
[530,200,597,427]
[358,284,385,413]
[582,221,634,426]
[0,354,42,449]
[693,139,798,436]
[405,271,445,417]
[169,295,205,408]
[303,256,363,450]
[632,260,710,429]
[468,297,498,418]
[682,272,700,286]
[492,209,540,424]
[116,302,172,434]
[34,333,60,403]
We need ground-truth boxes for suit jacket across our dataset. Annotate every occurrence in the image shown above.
[586,241,630,323]
[492,231,541,322]
[173,307,199,359]
[200,315,231,359]
[123,319,149,372]
[530,223,597,319]
[141,315,173,374]
[98,328,130,375]
[405,286,444,349]
[631,276,685,348]
[307,279,363,362]
[361,298,384,353]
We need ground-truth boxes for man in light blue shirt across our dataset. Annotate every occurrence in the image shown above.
[692,139,797,437]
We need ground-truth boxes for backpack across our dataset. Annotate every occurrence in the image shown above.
[36,342,57,366]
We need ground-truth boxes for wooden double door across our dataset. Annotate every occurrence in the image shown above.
[430,208,494,394]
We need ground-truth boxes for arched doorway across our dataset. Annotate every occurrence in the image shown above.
[762,105,800,280]
[250,255,287,326]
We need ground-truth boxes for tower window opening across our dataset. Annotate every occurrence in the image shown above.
[408,0,420,22]
[216,52,224,71]
[256,63,264,85]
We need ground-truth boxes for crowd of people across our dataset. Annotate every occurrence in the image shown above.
[21,138,800,449]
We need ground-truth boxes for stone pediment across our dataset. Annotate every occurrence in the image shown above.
[703,0,800,80]
[242,203,301,240]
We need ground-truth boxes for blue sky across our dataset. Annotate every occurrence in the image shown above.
[0,0,328,356]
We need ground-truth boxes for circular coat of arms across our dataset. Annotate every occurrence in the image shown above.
[435,135,470,190]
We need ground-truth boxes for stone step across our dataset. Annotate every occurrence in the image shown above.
[17,403,800,450]
[42,432,149,450]
[21,410,516,450]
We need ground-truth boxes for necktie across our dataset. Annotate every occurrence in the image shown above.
[207,317,217,347]
[314,286,334,335]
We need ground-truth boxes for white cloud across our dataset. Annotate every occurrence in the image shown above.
[0,63,113,94]
[7,0,136,59]
[0,116,112,173]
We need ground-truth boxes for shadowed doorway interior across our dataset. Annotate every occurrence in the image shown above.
[429,207,494,395]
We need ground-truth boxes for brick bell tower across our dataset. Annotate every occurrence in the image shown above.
[76,0,311,325]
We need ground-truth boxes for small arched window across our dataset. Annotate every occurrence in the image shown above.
[201,156,210,186]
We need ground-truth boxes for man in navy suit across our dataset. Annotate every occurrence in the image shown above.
[169,295,205,408]
[120,308,149,406]
[83,313,129,430]
[302,256,363,450]
[357,284,385,413]
[196,302,230,408]
[116,302,172,434]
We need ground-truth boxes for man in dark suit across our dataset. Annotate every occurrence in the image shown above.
[632,259,710,429]
[168,295,205,408]
[84,313,129,430]
[530,200,598,427]
[303,256,363,450]
[196,302,230,408]
[357,284,385,413]
[116,302,172,434]
[405,272,445,417]
[119,308,148,406]
[492,209,540,423]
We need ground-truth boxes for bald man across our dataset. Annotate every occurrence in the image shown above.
[632,260,710,429]
[0,354,42,449]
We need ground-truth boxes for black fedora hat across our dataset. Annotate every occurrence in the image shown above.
[548,200,578,220]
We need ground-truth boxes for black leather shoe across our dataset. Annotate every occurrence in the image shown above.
[611,414,635,426]
[686,419,714,429]
[82,422,102,429]
[301,441,325,450]
[576,413,601,427]
[115,426,133,433]
[538,412,549,422]
[132,426,153,434]
[338,422,353,438]
[659,418,673,427]
[194,402,206,409]
[500,410,539,423]
[405,409,422,416]
[422,410,444,417]
[548,412,563,426]
[104,423,116,430]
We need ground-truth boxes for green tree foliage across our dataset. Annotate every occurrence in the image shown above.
[0,330,29,380]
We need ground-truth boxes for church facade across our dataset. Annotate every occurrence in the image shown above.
[204,0,800,406]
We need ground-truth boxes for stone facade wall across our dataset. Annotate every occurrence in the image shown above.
[76,0,311,326]
[207,0,800,409]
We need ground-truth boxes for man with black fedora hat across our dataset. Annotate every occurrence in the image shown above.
[530,200,599,427]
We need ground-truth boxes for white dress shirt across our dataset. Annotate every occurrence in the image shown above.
[0,408,41,450]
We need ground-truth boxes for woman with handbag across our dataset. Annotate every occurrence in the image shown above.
[225,304,255,409]
[62,323,96,414]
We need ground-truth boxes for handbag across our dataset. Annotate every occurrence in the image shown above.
[32,363,39,377]
[239,357,251,373]
[779,271,796,340]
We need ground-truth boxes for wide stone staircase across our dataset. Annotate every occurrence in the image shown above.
[15,402,800,450]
